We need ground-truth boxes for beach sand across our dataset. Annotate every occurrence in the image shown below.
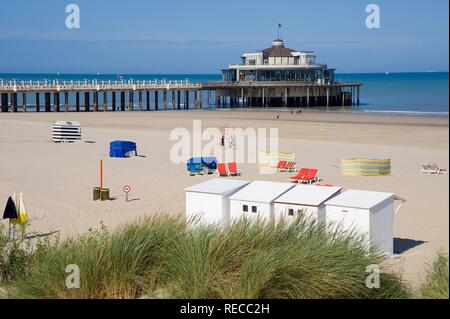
[0,110,448,289]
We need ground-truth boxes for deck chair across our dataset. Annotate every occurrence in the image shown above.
[285,161,297,172]
[217,163,229,177]
[289,168,309,183]
[430,163,448,175]
[277,161,287,172]
[421,164,431,174]
[228,162,241,176]
[299,169,319,184]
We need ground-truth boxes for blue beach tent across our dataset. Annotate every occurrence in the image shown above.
[187,157,218,175]
[109,141,137,158]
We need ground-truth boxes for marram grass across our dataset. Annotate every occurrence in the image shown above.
[5,215,411,299]
[420,251,449,299]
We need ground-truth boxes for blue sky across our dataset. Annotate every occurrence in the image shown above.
[0,0,448,74]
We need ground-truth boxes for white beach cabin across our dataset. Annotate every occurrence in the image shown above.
[185,179,250,227]
[52,121,82,142]
[229,181,295,223]
[325,189,401,255]
[274,185,342,224]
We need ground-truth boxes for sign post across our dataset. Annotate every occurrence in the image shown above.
[123,185,131,202]
[100,160,103,191]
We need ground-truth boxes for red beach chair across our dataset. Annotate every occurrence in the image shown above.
[228,162,241,176]
[289,168,309,183]
[285,161,297,172]
[277,161,287,171]
[217,163,229,177]
[299,169,319,184]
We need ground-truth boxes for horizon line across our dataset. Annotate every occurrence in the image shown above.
[0,71,449,76]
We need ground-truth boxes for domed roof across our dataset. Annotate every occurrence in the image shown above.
[262,39,296,58]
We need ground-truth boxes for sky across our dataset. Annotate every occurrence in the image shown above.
[0,0,448,74]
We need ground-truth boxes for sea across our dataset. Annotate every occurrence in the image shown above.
[0,72,448,116]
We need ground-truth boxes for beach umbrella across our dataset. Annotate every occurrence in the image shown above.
[18,192,29,225]
[2,196,18,220]
[11,192,29,225]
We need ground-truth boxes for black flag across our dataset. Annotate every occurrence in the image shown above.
[3,196,18,220]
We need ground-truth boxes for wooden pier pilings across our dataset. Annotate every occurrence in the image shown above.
[0,79,361,112]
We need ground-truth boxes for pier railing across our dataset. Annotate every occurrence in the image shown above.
[0,79,203,92]
[202,80,362,88]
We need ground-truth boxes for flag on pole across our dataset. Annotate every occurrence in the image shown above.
[3,196,18,220]
[277,24,282,39]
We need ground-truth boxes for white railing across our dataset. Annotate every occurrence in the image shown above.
[0,79,203,91]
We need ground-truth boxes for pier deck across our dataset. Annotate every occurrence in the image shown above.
[0,79,361,112]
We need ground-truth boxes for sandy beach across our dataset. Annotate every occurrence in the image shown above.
[0,110,448,288]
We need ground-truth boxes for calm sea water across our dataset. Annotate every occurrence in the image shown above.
[0,72,448,115]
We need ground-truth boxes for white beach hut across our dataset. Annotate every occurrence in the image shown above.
[229,181,295,223]
[274,185,342,224]
[52,121,82,142]
[325,189,403,254]
[185,179,250,227]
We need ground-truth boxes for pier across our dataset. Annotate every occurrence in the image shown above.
[0,79,361,112]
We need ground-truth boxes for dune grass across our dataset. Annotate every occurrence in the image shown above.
[9,216,185,298]
[6,215,410,299]
[420,252,449,299]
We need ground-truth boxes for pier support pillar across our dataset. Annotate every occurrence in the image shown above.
[35,93,40,112]
[326,88,330,108]
[163,90,167,110]
[1,93,9,112]
[103,92,107,111]
[22,93,27,112]
[342,89,345,107]
[45,92,51,112]
[75,92,80,112]
[185,91,189,109]
[120,92,126,111]
[215,91,220,109]
[112,92,116,111]
[357,87,360,106]
[138,91,143,111]
[54,92,60,112]
[146,91,150,111]
[129,91,134,111]
[171,91,175,111]
[11,93,18,112]
[306,88,310,108]
[154,91,159,110]
[194,91,198,109]
[65,92,69,112]
[84,92,90,112]
[199,91,203,109]
[93,92,98,112]
[262,88,265,108]
[177,91,181,110]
